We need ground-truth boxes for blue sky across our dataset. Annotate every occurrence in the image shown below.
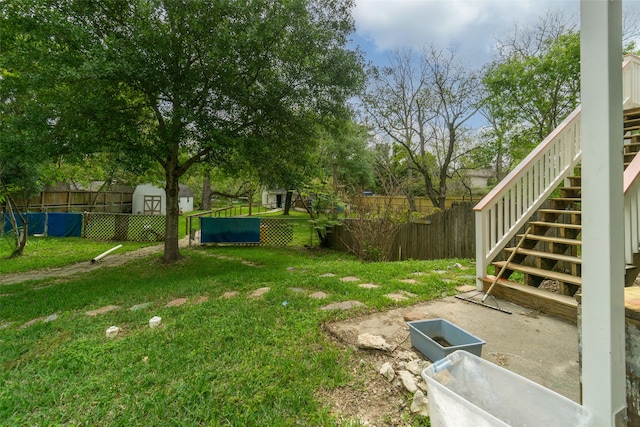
[350,0,582,69]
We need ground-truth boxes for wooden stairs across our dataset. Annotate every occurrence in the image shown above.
[480,107,640,322]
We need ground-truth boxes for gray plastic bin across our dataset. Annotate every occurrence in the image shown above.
[408,318,485,361]
[422,350,594,427]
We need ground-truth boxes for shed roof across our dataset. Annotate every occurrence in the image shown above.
[179,184,193,198]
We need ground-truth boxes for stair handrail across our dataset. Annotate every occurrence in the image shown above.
[474,107,582,287]
[474,54,640,288]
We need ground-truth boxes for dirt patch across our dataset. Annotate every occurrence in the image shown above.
[318,353,410,426]
[322,309,434,426]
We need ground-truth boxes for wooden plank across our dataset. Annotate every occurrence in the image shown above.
[529,221,582,230]
[519,234,582,246]
[505,247,582,264]
[493,261,582,285]
[539,209,582,215]
[481,277,578,323]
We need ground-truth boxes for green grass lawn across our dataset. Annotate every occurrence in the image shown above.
[0,236,157,275]
[0,242,474,426]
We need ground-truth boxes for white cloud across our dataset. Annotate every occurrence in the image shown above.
[353,0,580,66]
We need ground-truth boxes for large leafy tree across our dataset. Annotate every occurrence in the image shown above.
[1,0,363,261]
[480,12,584,174]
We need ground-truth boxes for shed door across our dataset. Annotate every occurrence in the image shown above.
[143,195,162,215]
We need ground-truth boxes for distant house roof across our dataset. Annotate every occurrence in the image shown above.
[179,184,193,198]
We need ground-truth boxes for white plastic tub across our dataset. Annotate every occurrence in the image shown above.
[422,350,593,427]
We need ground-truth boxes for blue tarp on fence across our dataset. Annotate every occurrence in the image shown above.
[3,213,45,235]
[3,212,82,237]
[47,213,83,237]
[200,217,261,244]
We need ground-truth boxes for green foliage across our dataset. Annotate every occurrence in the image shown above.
[301,180,345,246]
[482,30,580,171]
[1,0,365,261]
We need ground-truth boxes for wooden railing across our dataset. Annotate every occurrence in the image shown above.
[624,153,640,264]
[623,55,640,109]
[474,54,640,287]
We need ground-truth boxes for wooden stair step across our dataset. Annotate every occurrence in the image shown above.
[538,209,582,215]
[518,234,582,246]
[493,261,582,285]
[529,221,582,230]
[504,247,582,264]
[552,197,581,202]
[479,276,577,323]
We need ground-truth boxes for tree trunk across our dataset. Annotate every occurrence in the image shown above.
[201,169,211,210]
[163,163,182,262]
[283,190,293,215]
[6,196,28,257]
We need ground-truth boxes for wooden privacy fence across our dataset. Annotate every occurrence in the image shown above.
[354,195,472,216]
[327,203,475,261]
[14,190,133,213]
[83,213,165,242]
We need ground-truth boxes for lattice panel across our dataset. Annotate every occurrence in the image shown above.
[259,218,293,246]
[83,213,166,242]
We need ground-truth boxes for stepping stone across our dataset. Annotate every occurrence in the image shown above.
[0,322,15,329]
[385,293,409,302]
[319,273,336,278]
[195,296,209,304]
[222,291,239,299]
[433,270,447,275]
[320,300,365,310]
[287,267,297,271]
[456,284,476,293]
[165,298,188,307]
[20,317,46,328]
[358,283,379,289]
[86,305,120,317]
[309,291,328,299]
[340,276,360,282]
[288,287,307,293]
[385,291,417,302]
[241,260,260,267]
[459,275,476,280]
[249,287,270,298]
[130,302,152,311]
[400,279,418,284]
[411,272,426,276]
[43,313,59,323]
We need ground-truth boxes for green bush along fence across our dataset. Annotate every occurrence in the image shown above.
[327,203,476,260]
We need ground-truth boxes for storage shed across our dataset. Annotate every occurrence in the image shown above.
[262,189,288,209]
[132,183,194,215]
[178,184,194,213]
[132,184,166,215]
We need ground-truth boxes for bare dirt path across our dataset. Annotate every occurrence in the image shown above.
[0,236,190,285]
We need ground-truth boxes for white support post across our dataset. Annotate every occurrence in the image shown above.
[580,1,627,426]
